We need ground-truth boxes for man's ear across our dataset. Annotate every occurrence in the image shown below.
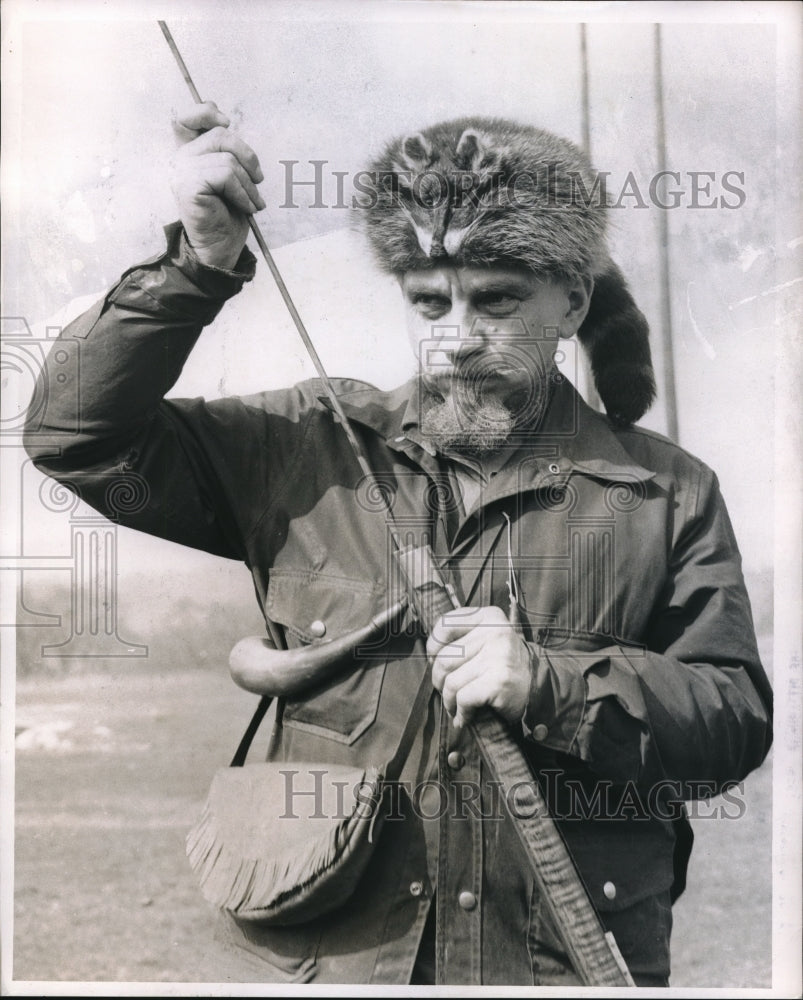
[560,274,594,339]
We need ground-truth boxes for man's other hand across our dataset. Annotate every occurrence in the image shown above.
[169,102,265,270]
[428,606,531,729]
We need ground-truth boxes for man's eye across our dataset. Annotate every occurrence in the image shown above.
[478,294,519,316]
[413,294,450,316]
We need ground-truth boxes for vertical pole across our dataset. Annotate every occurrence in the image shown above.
[580,23,592,161]
[653,24,680,442]
[579,24,602,411]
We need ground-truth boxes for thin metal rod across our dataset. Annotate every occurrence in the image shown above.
[579,24,592,160]
[158,21,203,103]
[158,20,399,532]
[653,24,680,442]
[578,23,602,413]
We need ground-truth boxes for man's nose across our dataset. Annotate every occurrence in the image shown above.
[451,314,498,360]
[458,309,497,342]
[432,307,496,363]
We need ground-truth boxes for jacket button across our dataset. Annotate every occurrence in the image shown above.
[458,891,477,910]
[447,751,465,770]
[603,881,617,900]
[548,462,560,474]
[309,619,326,638]
[532,723,549,742]
[409,881,424,897]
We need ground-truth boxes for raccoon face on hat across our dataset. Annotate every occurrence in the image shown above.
[356,116,655,426]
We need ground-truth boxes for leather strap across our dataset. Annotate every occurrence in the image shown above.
[384,666,435,782]
[230,694,273,767]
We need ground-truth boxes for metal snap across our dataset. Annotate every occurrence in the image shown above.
[309,619,326,638]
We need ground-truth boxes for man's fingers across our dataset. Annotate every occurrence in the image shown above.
[204,153,265,210]
[203,161,265,214]
[426,606,507,660]
[175,153,265,213]
[183,127,264,183]
[451,673,497,730]
[171,101,230,140]
[430,632,486,691]
[437,655,486,717]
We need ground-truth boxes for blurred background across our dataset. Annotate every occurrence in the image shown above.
[2,0,800,991]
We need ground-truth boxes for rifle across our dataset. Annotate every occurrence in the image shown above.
[159,20,635,988]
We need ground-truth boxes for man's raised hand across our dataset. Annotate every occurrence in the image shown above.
[169,102,265,270]
[428,606,532,730]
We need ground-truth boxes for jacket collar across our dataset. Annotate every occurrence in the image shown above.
[316,375,655,489]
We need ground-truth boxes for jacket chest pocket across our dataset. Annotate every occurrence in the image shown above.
[267,570,388,746]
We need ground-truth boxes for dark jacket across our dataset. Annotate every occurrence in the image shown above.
[24,224,773,985]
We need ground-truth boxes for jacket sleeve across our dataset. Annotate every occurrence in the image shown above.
[23,222,263,559]
[522,465,773,799]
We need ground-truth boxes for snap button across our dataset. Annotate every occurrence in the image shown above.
[309,619,326,638]
[548,462,560,475]
[603,881,617,900]
[409,881,424,897]
[532,723,549,742]
[447,751,465,770]
[458,891,477,911]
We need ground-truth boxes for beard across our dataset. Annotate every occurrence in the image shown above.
[420,392,516,457]
[419,370,548,458]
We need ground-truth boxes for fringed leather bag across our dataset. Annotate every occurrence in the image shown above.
[186,671,432,926]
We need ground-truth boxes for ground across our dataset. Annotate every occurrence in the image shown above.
[11,665,772,989]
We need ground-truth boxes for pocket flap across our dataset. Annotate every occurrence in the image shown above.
[535,627,642,655]
[267,571,381,644]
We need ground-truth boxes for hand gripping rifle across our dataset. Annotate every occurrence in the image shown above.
[159,21,635,987]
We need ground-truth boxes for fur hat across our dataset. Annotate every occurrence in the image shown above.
[357,116,655,426]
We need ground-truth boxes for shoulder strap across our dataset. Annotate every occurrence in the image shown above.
[384,666,435,782]
[230,695,273,767]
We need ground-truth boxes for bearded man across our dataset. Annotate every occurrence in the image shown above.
[24,105,772,987]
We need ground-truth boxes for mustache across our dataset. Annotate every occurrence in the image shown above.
[422,347,546,389]
[422,361,539,399]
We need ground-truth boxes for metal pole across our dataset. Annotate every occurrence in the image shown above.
[580,23,592,162]
[579,24,602,412]
[653,24,680,442]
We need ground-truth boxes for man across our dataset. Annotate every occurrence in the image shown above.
[24,106,772,987]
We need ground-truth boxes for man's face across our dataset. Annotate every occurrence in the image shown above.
[400,263,590,455]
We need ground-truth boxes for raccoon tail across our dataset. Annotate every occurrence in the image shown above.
[577,261,657,427]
